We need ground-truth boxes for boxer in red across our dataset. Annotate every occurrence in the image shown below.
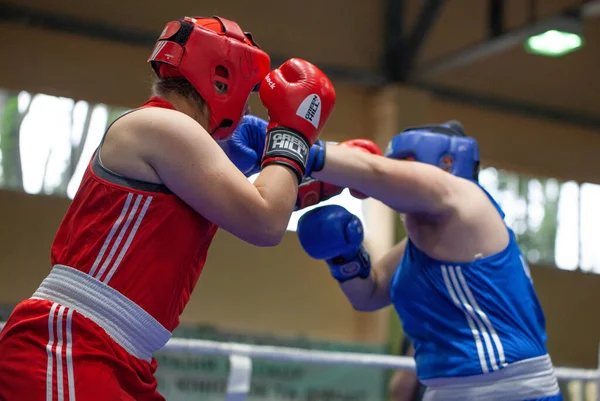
[0,16,336,400]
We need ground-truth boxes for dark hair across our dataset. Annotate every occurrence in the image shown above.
[152,77,207,111]
[444,120,466,137]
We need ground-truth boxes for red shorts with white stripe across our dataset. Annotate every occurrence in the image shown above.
[0,299,164,401]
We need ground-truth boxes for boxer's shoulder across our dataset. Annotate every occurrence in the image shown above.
[405,180,509,263]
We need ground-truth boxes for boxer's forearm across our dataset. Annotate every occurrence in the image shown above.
[338,270,381,312]
[313,145,454,215]
[337,239,407,312]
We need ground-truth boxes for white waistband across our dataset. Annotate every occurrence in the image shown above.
[31,264,171,362]
[422,354,560,401]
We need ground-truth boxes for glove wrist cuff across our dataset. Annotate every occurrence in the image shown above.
[261,127,310,183]
[305,139,327,178]
[326,245,371,283]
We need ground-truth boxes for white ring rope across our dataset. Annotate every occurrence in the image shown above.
[1,322,598,382]
[166,337,417,370]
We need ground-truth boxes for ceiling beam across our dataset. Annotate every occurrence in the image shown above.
[398,0,444,80]
[382,0,406,81]
[412,7,584,80]
[0,3,597,131]
[0,3,385,88]
[488,0,505,38]
[415,83,600,131]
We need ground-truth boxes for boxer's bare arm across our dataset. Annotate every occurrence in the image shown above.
[313,145,456,216]
[102,107,298,247]
[339,238,407,311]
[313,145,508,261]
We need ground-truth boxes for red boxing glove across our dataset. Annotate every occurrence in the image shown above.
[260,58,336,183]
[339,139,383,199]
[295,178,345,211]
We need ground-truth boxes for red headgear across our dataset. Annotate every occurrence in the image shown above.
[148,16,271,140]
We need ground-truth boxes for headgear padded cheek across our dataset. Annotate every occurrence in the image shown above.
[384,124,480,181]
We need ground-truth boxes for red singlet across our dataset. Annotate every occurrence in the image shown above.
[0,97,218,401]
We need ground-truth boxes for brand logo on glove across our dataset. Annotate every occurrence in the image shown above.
[339,262,361,277]
[268,131,308,160]
[265,74,276,90]
[296,94,321,129]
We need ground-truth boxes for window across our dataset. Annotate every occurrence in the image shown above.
[0,90,126,199]
[479,167,600,273]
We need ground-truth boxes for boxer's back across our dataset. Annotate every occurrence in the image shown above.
[51,97,218,331]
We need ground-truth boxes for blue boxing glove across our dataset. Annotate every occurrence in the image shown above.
[218,115,268,177]
[297,205,371,283]
[218,115,327,178]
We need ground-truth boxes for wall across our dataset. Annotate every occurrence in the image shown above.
[0,190,68,302]
[532,266,600,369]
[431,98,600,184]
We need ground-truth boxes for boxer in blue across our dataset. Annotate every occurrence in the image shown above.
[298,121,561,401]
[221,118,561,400]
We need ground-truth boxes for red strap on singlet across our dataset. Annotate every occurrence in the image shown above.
[139,96,177,110]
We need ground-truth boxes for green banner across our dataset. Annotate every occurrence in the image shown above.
[155,326,387,401]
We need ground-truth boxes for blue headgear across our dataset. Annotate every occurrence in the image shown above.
[384,120,480,181]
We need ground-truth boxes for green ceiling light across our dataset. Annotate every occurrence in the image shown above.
[524,14,584,57]
[525,29,583,57]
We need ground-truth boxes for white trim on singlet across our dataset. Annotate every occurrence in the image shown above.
[32,264,171,362]
[454,266,506,368]
[421,354,560,401]
[441,264,508,374]
[441,265,490,373]
[89,193,133,278]
[89,194,153,284]
[102,195,153,284]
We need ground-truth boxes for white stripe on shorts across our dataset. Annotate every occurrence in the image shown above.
[46,303,59,401]
[46,303,76,401]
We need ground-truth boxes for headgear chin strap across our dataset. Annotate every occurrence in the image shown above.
[148,16,271,140]
[385,121,480,181]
